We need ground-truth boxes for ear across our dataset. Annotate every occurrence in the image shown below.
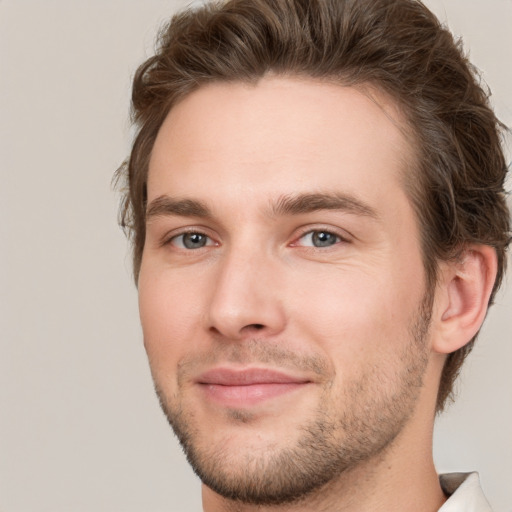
[432,245,498,355]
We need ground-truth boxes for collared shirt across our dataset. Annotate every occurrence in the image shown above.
[439,473,492,511]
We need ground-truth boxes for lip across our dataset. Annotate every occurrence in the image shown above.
[196,368,311,407]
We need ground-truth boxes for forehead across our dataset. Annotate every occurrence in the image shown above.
[148,76,414,216]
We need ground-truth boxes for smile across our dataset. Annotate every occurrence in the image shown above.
[196,368,312,407]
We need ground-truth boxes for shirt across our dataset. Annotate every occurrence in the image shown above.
[439,473,492,511]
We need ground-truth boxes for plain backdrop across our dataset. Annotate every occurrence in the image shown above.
[1,1,511,511]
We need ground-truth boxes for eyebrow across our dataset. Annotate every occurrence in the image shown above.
[145,192,378,222]
[146,196,213,220]
[270,192,378,219]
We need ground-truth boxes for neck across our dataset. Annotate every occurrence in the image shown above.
[202,387,446,512]
[202,450,445,512]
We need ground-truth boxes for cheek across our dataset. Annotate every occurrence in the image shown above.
[138,265,207,369]
[288,267,423,365]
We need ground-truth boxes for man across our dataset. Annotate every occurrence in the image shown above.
[117,0,510,510]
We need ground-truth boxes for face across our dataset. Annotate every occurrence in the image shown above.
[139,77,433,505]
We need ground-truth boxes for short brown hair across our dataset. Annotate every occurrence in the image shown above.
[117,0,510,411]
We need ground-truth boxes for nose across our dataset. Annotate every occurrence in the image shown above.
[206,248,286,341]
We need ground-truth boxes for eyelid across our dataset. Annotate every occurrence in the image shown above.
[173,233,215,249]
[290,225,352,247]
[160,226,219,248]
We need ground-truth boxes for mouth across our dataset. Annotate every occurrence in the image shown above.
[196,368,312,407]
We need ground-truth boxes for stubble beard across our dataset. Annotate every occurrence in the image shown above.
[153,296,432,506]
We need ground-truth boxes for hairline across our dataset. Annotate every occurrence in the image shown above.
[141,73,435,278]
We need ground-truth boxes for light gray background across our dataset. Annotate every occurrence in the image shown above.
[1,1,510,511]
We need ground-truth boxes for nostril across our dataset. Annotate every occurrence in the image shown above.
[250,324,265,330]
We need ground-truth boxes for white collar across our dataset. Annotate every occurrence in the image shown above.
[438,473,492,511]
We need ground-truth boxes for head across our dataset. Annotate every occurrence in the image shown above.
[119,0,509,411]
[117,0,510,505]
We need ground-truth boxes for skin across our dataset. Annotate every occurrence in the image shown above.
[138,77,496,512]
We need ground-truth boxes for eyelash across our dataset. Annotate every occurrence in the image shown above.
[163,230,217,250]
[162,226,350,251]
[292,227,350,249]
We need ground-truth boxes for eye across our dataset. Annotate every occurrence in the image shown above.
[297,230,342,248]
[170,232,214,250]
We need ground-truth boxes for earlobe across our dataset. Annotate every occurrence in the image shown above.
[432,245,498,355]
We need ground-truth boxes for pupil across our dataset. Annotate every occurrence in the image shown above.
[184,233,206,249]
[313,231,336,247]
